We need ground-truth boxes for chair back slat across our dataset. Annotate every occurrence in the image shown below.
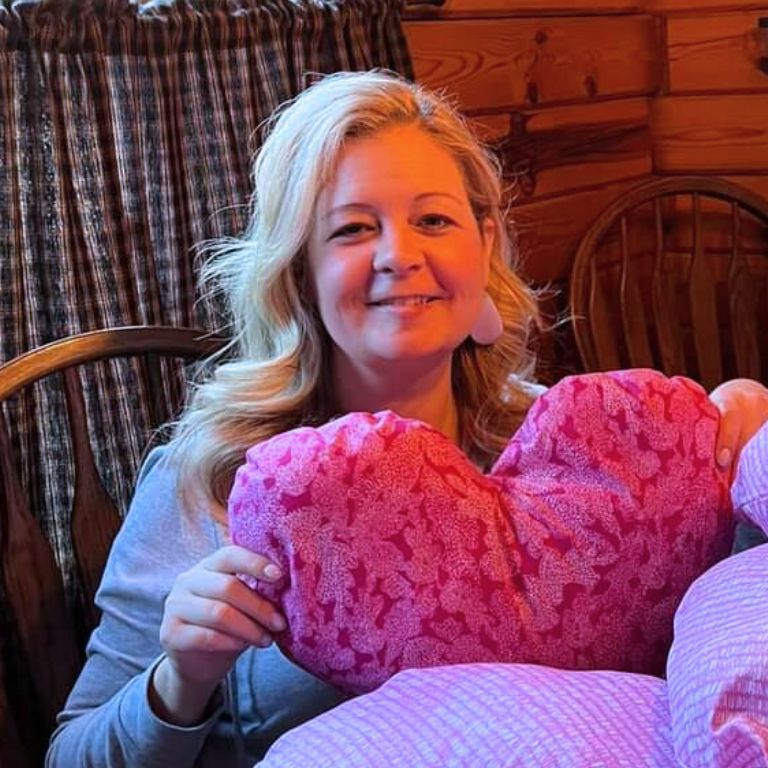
[728,205,762,381]
[0,325,226,767]
[588,259,621,370]
[687,193,723,390]
[144,352,169,428]
[0,413,82,729]
[0,663,30,768]
[571,177,768,387]
[64,367,123,635]
[618,215,654,368]
[651,198,686,375]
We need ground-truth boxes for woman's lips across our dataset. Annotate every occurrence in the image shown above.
[367,296,439,307]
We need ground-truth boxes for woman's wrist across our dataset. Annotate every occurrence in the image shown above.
[148,657,222,727]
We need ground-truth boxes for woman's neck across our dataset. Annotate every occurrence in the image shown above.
[332,355,459,444]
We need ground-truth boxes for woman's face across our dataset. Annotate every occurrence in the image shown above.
[307,123,494,376]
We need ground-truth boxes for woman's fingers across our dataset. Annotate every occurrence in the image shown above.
[172,569,286,633]
[159,544,287,686]
[162,594,274,649]
[161,620,253,654]
[200,545,283,582]
[710,378,768,473]
[157,545,288,695]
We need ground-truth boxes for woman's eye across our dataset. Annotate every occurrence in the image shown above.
[330,223,374,240]
[419,214,454,230]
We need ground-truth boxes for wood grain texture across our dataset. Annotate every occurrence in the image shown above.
[589,259,623,369]
[471,98,652,199]
[723,174,768,202]
[0,326,227,768]
[643,189,768,253]
[404,0,642,18]
[0,614,33,768]
[63,366,123,636]
[651,198,688,374]
[728,204,763,380]
[618,214,656,367]
[569,177,768,384]
[667,12,768,93]
[404,0,768,382]
[406,15,662,111]
[0,411,82,759]
[652,94,768,171]
[0,326,224,399]
[510,176,653,282]
[646,0,768,12]
[688,193,723,387]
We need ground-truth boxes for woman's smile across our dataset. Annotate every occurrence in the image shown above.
[366,295,442,318]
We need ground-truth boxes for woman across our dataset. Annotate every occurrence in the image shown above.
[46,70,768,767]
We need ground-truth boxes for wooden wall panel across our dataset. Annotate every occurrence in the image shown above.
[405,0,641,16]
[646,0,768,12]
[405,15,662,112]
[510,177,651,282]
[405,0,768,373]
[471,98,652,199]
[724,174,768,201]
[667,12,768,93]
[652,95,768,171]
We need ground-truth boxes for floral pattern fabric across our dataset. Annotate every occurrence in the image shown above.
[229,370,738,694]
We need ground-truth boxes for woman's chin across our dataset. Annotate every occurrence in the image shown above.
[369,342,455,365]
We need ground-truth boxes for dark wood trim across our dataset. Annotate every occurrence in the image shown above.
[0,326,227,401]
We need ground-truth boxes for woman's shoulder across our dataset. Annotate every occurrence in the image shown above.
[128,444,183,525]
[135,443,174,486]
[114,443,225,564]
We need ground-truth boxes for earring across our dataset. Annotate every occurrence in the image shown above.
[470,292,503,345]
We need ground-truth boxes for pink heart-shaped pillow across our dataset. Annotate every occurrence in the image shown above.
[229,370,733,694]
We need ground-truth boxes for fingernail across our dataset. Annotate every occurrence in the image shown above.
[264,563,282,580]
[271,615,287,632]
[717,448,732,468]
[258,634,273,648]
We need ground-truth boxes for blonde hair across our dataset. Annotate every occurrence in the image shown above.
[169,70,541,516]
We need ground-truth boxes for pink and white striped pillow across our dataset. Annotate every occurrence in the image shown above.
[258,663,675,768]
[257,533,768,768]
[667,421,768,767]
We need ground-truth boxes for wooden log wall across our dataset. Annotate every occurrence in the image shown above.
[403,0,768,379]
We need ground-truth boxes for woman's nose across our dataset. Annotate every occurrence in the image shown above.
[372,224,425,273]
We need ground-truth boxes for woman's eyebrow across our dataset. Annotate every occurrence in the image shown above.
[325,193,463,220]
[413,192,464,204]
[324,203,376,220]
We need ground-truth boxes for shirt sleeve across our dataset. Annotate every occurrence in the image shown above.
[45,446,225,768]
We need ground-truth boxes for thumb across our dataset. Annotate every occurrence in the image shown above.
[715,411,739,469]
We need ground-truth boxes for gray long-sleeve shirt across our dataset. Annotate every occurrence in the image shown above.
[46,447,348,768]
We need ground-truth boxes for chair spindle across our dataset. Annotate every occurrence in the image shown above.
[688,193,722,389]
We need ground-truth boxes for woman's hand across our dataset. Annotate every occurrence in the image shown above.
[710,378,768,477]
[150,545,286,726]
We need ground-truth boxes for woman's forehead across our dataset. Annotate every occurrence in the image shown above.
[319,125,469,208]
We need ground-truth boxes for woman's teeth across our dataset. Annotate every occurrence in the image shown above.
[375,297,433,306]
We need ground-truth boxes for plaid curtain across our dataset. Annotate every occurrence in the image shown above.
[0,0,413,595]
